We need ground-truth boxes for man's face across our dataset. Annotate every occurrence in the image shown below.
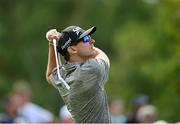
[75,36,96,59]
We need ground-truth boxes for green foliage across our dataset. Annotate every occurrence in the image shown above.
[0,0,180,122]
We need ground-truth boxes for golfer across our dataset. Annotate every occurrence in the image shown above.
[46,25,111,123]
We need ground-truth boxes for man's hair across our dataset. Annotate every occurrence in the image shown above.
[64,52,70,61]
[63,41,79,61]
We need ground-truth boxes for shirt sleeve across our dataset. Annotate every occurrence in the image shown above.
[79,58,110,87]
[49,66,65,88]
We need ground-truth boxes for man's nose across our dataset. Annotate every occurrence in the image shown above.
[89,39,95,44]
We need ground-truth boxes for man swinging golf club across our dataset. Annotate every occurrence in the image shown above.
[46,25,111,123]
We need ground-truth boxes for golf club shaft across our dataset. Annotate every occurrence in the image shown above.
[53,39,70,90]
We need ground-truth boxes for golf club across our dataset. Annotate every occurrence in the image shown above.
[53,39,70,90]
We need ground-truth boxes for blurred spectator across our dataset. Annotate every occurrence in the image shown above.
[59,105,73,123]
[12,80,54,123]
[0,94,25,123]
[154,120,168,124]
[127,94,149,123]
[136,104,156,123]
[108,97,127,123]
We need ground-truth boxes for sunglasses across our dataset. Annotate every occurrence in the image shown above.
[81,35,91,43]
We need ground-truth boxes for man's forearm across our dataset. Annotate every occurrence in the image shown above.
[93,47,110,66]
[46,44,57,79]
[46,29,62,83]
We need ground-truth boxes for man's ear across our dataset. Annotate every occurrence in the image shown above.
[67,46,77,54]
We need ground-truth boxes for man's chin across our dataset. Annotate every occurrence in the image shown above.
[90,51,96,58]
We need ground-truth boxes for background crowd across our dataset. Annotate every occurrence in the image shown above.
[0,80,175,123]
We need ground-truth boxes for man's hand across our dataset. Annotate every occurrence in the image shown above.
[46,29,61,42]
